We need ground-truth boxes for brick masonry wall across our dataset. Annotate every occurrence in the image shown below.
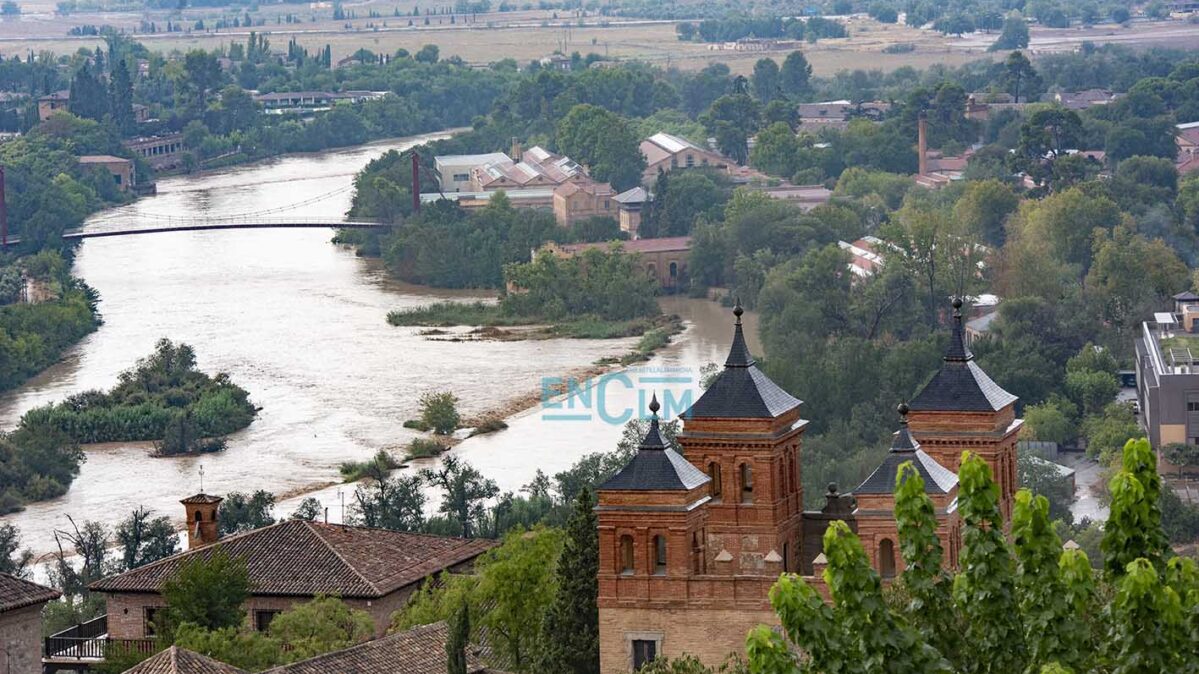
[0,604,46,674]
[599,606,778,674]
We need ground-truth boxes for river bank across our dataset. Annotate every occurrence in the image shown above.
[0,132,728,558]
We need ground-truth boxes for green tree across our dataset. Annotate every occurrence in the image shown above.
[1017,453,1076,524]
[894,461,959,663]
[779,51,812,96]
[746,520,949,673]
[162,548,250,636]
[954,179,1018,246]
[990,14,1030,51]
[415,44,439,63]
[536,488,599,674]
[421,456,499,538]
[268,594,373,662]
[172,623,283,671]
[290,497,323,521]
[108,60,135,135]
[1021,401,1075,445]
[749,121,800,178]
[0,523,31,577]
[218,490,276,535]
[447,598,469,674]
[115,506,178,571]
[474,527,563,670]
[1107,558,1186,673]
[556,104,646,191]
[954,452,1026,674]
[1001,51,1040,104]
[1086,226,1189,337]
[701,94,761,165]
[419,391,460,435]
[751,58,780,101]
[1102,438,1168,576]
[350,473,426,531]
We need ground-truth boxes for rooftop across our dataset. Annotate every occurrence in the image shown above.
[908,298,1017,413]
[122,646,248,674]
[264,622,494,674]
[558,236,692,255]
[601,395,709,492]
[0,573,60,613]
[434,152,511,168]
[856,407,958,496]
[78,155,131,164]
[91,519,494,598]
[684,302,803,419]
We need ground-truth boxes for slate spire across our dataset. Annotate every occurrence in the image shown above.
[944,297,972,362]
[854,402,957,495]
[890,402,918,452]
[725,297,755,368]
[639,393,668,450]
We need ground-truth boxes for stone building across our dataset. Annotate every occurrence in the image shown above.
[91,495,494,639]
[37,90,70,121]
[78,155,135,192]
[553,179,617,228]
[639,133,729,184]
[0,573,61,674]
[597,298,1019,672]
[545,237,691,291]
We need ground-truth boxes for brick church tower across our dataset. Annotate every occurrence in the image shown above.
[853,403,962,577]
[906,298,1022,522]
[597,303,806,673]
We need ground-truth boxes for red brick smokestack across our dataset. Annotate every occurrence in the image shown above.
[917,111,928,177]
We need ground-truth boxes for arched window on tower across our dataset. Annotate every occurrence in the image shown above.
[740,462,754,504]
[708,462,722,500]
[194,511,203,522]
[653,535,667,575]
[879,539,896,579]
[619,535,634,575]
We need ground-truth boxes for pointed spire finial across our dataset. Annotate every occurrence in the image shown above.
[723,299,755,368]
[733,297,743,324]
[943,296,972,362]
[638,392,668,450]
[897,402,909,424]
[952,296,963,317]
[649,391,660,417]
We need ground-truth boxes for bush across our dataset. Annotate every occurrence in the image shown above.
[406,438,447,460]
[419,391,460,435]
[339,450,402,482]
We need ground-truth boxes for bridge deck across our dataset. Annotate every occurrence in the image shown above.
[0,220,389,246]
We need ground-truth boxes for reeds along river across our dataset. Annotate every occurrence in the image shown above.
[0,133,761,557]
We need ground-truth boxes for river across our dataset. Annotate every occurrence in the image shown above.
[0,133,761,557]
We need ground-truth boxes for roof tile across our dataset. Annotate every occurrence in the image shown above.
[0,573,60,613]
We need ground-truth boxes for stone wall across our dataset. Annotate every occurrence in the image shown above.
[0,604,45,674]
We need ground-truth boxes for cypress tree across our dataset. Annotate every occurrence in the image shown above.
[109,59,135,135]
[446,599,468,674]
[536,487,599,674]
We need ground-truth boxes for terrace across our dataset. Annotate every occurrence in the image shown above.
[43,615,156,670]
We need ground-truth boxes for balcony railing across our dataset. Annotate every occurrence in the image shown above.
[43,615,156,662]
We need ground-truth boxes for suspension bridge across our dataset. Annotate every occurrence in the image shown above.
[0,150,423,248]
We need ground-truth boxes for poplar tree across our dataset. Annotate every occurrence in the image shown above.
[1107,559,1185,674]
[536,488,599,674]
[1012,489,1090,672]
[1101,438,1168,576]
[893,462,959,664]
[954,452,1026,674]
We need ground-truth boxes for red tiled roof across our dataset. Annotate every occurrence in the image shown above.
[122,647,248,674]
[560,236,691,255]
[179,493,223,505]
[264,622,492,674]
[0,573,60,613]
[91,520,494,598]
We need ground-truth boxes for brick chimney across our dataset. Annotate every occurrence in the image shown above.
[510,137,522,162]
[181,493,223,549]
[917,111,928,176]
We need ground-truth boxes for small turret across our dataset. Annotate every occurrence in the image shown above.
[181,493,223,549]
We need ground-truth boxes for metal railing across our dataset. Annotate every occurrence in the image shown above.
[44,614,107,659]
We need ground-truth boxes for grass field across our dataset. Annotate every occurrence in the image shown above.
[0,3,1195,76]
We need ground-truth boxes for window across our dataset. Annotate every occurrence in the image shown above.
[144,607,164,637]
[740,463,754,503]
[194,510,203,522]
[632,639,658,670]
[254,610,281,632]
[708,462,722,499]
[647,264,656,278]
[653,535,667,575]
[685,154,695,167]
[879,539,896,579]
[1188,401,1199,412]
[671,157,679,168]
[669,262,678,278]
[452,172,470,182]
[701,158,709,166]
[620,535,634,574]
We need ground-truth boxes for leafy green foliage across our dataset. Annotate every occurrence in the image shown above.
[1102,438,1168,576]
[502,248,660,322]
[447,598,469,674]
[19,338,255,447]
[218,490,276,535]
[556,104,646,191]
[173,623,282,671]
[420,455,499,539]
[161,548,250,636]
[115,506,179,571]
[893,462,959,662]
[954,453,1026,674]
[267,594,374,662]
[419,391,460,435]
[1106,559,1186,674]
[0,523,31,577]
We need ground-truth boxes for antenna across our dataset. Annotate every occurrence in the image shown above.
[199,464,205,493]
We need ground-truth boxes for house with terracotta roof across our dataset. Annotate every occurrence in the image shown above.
[1177,121,1199,175]
[545,236,691,290]
[121,646,247,674]
[264,621,502,674]
[90,494,494,643]
[1,573,61,674]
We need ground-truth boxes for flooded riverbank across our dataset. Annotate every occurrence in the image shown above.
[0,134,760,557]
